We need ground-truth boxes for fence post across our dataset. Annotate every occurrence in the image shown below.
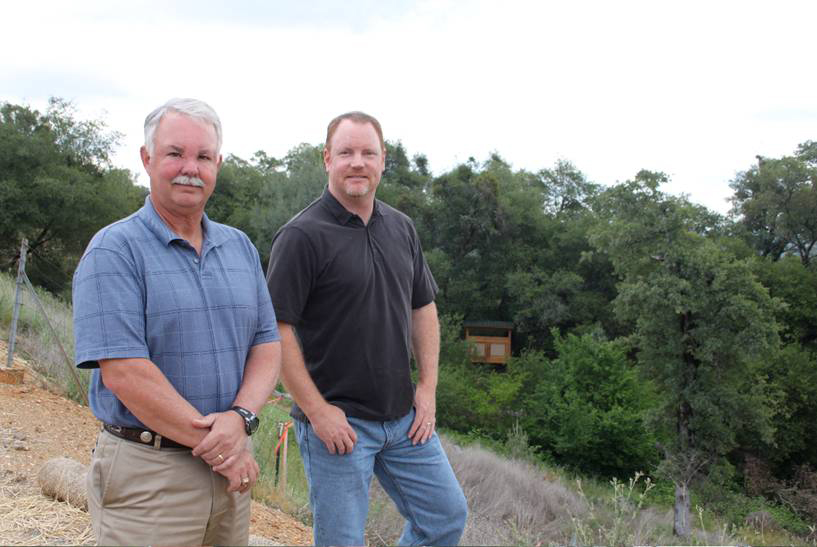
[274,421,284,485]
[6,238,28,369]
[279,424,289,493]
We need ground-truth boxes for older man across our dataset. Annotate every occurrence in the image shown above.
[266,111,468,546]
[72,98,281,546]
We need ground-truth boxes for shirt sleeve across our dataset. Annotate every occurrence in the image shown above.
[266,226,316,325]
[409,221,438,309]
[72,246,150,369]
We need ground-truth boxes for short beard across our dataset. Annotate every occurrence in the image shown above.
[344,183,371,197]
[172,175,205,188]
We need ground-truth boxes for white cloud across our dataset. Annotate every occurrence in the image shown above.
[1,0,814,213]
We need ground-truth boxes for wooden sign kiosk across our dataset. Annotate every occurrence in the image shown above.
[463,320,513,365]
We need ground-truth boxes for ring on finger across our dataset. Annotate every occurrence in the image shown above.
[216,453,225,464]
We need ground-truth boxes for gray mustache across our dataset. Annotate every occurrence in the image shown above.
[172,175,205,187]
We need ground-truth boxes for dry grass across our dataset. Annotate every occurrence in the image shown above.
[0,471,93,546]
[363,437,748,546]
[0,271,89,402]
[448,438,585,545]
[365,436,586,546]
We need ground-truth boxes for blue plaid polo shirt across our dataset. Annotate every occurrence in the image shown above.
[72,196,280,428]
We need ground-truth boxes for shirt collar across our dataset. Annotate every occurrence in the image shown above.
[138,195,227,248]
[320,187,383,226]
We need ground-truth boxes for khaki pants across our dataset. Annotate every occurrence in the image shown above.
[87,429,250,546]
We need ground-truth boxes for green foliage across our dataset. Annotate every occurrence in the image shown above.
[0,99,146,294]
[538,159,599,215]
[730,141,817,265]
[699,487,812,537]
[590,174,781,489]
[427,156,549,322]
[206,144,326,266]
[377,141,432,224]
[502,420,542,463]
[506,268,584,345]
[436,315,530,437]
[253,402,310,521]
[759,343,817,472]
[751,255,817,348]
[571,473,657,547]
[206,154,269,244]
[437,313,470,368]
[520,333,658,478]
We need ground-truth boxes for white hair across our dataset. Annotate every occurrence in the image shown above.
[143,98,222,155]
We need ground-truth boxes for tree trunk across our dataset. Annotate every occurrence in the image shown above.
[674,481,691,538]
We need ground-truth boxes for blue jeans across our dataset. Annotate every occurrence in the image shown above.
[295,408,468,546]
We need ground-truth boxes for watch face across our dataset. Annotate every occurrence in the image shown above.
[232,406,259,435]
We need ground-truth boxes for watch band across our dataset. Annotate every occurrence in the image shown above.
[230,406,259,435]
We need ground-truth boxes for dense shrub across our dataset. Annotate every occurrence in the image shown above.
[521,332,658,478]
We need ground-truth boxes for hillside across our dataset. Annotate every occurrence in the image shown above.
[0,340,312,546]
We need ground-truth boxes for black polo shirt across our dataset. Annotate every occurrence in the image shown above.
[266,189,438,422]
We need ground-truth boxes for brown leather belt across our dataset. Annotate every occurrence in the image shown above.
[103,423,187,450]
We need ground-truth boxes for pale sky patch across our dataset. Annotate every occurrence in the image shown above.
[1,0,814,214]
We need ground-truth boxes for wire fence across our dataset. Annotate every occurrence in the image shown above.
[4,238,88,404]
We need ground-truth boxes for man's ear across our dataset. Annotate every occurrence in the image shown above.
[140,146,151,170]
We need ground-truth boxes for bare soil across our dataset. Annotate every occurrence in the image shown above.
[0,340,311,545]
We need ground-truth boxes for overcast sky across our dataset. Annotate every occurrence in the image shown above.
[2,0,815,214]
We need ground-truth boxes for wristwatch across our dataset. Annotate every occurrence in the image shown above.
[230,406,260,436]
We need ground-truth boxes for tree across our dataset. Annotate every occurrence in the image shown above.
[0,99,145,294]
[751,255,817,348]
[377,141,431,226]
[730,142,817,265]
[206,153,269,246]
[426,156,552,323]
[217,143,326,265]
[506,160,619,346]
[538,159,599,215]
[520,332,657,478]
[752,343,817,475]
[590,173,781,537]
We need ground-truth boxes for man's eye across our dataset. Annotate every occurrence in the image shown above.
[199,155,211,160]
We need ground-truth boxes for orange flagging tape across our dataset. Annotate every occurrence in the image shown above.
[273,420,293,455]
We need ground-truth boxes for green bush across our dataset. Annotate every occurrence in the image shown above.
[521,331,658,478]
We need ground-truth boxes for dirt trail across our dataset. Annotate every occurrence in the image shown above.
[0,340,311,545]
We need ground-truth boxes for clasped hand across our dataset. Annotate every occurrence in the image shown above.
[191,411,257,492]
[191,410,246,466]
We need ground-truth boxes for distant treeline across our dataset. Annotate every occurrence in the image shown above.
[3,99,816,529]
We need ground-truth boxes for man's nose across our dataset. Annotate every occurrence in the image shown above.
[181,156,199,175]
[351,152,364,167]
